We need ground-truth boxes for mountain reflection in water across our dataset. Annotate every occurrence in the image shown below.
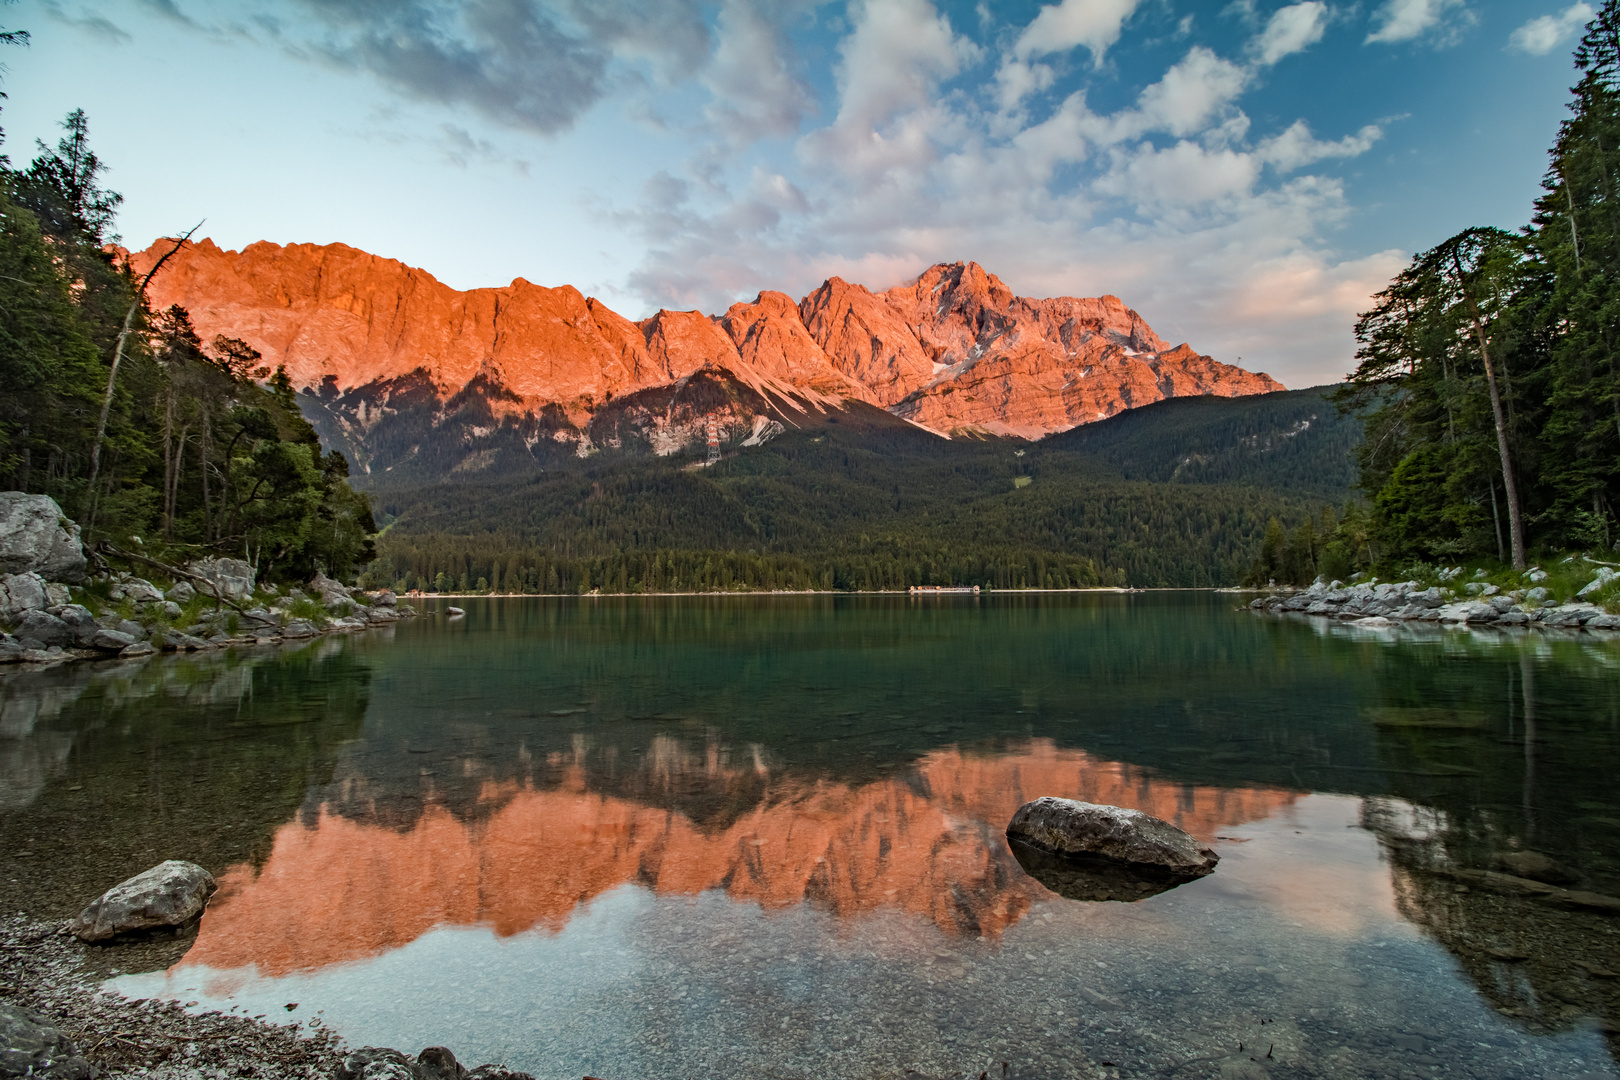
[183,739,1294,976]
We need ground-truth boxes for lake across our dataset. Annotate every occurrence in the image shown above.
[3,592,1619,1079]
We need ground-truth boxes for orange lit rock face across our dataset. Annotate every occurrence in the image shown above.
[131,241,1280,440]
[181,741,1295,977]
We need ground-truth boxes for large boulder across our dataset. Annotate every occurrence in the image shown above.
[310,570,353,605]
[187,557,256,603]
[0,493,85,583]
[0,572,47,622]
[1006,797,1219,899]
[70,859,216,942]
[109,575,164,605]
[0,1003,93,1079]
[48,605,99,647]
[10,610,75,649]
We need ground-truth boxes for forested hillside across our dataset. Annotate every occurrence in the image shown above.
[1043,386,1358,494]
[368,388,1356,592]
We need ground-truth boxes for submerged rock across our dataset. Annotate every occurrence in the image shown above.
[1009,838,1206,902]
[71,859,217,942]
[0,1002,94,1079]
[1496,850,1579,886]
[1006,797,1219,897]
[446,606,465,617]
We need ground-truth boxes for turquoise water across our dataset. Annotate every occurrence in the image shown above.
[4,592,1619,1078]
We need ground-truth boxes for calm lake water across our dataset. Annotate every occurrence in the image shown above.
[4,592,1620,1079]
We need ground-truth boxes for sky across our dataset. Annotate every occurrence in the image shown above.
[1,0,1600,388]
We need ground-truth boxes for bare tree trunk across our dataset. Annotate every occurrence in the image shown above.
[83,223,201,527]
[1467,302,1527,569]
[1489,477,1504,563]
[200,404,212,542]
[161,389,175,538]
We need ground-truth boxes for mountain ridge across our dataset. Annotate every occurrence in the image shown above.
[127,239,1283,455]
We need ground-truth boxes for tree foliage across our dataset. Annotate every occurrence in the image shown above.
[0,105,376,581]
[1338,4,1620,564]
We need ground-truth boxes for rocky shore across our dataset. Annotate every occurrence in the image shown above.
[0,914,344,1078]
[1248,568,1620,631]
[0,493,415,669]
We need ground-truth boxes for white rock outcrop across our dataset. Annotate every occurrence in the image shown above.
[0,493,86,583]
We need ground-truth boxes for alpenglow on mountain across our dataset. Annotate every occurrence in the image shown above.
[130,239,1282,480]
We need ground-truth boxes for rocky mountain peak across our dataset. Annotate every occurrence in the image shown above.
[128,237,1282,456]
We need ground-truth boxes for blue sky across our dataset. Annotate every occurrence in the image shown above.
[2,0,1596,387]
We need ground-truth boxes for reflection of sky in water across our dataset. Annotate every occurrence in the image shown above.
[118,795,1618,1079]
[6,594,1619,1078]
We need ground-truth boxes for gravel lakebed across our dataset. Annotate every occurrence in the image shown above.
[0,915,345,1078]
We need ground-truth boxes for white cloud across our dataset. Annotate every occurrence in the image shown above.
[702,0,816,144]
[993,59,1055,112]
[1508,3,1594,55]
[1258,120,1383,171]
[799,0,977,178]
[1252,2,1329,66]
[1365,0,1475,46]
[1131,47,1250,138]
[1012,0,1143,64]
[621,15,1397,390]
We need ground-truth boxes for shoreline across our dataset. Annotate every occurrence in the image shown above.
[1249,579,1620,632]
[408,586,1243,599]
[0,915,346,1079]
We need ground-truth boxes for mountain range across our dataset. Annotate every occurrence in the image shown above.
[129,239,1282,484]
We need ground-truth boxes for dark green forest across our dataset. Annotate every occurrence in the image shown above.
[366,388,1360,593]
[1336,1,1620,571]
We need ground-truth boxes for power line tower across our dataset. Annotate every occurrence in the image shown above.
[706,414,721,464]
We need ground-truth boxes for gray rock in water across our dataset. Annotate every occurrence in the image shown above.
[445,606,465,618]
[0,572,48,622]
[47,604,99,646]
[0,1002,94,1079]
[71,859,217,942]
[10,611,74,649]
[1009,838,1203,903]
[187,556,257,603]
[160,629,212,651]
[1007,797,1219,880]
[88,629,137,651]
[0,493,86,583]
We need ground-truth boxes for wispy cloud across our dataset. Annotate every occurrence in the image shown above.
[39,1,132,44]
[1365,0,1475,46]
[1508,3,1594,55]
[1251,2,1329,66]
[1011,0,1142,65]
